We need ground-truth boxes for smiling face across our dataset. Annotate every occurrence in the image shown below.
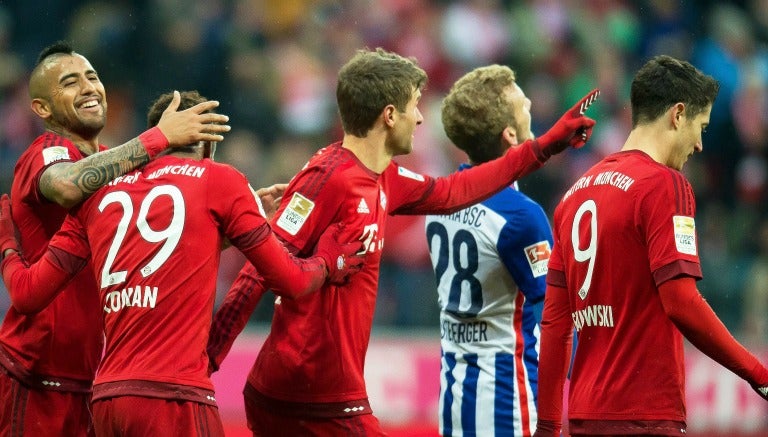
[31,53,107,142]
[670,104,711,171]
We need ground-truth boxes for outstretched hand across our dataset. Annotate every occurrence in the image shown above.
[158,90,232,147]
[533,89,600,160]
[315,223,366,284]
[0,194,19,259]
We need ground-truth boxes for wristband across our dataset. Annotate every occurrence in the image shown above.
[138,126,170,159]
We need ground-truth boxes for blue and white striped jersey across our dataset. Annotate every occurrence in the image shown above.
[425,166,553,437]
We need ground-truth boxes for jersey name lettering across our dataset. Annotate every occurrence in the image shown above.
[440,206,486,228]
[103,285,159,313]
[146,164,206,179]
[562,171,635,201]
[108,172,142,186]
[572,304,615,331]
[441,320,488,343]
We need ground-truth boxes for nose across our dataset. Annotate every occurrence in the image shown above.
[80,76,97,93]
[694,141,703,153]
[416,108,424,125]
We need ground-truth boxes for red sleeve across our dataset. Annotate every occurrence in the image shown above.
[388,139,543,215]
[659,277,768,385]
[1,247,85,313]
[205,165,328,299]
[207,261,268,372]
[642,169,702,278]
[271,165,344,255]
[236,229,326,298]
[536,282,572,429]
[19,134,82,205]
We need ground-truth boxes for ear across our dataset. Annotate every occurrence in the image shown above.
[671,102,685,129]
[501,126,518,147]
[383,104,397,128]
[30,98,52,120]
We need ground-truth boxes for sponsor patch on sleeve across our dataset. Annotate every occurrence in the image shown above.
[524,240,551,277]
[41,146,70,165]
[673,215,697,255]
[397,166,425,182]
[275,192,314,236]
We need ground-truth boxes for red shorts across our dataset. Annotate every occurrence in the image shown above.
[244,392,386,437]
[0,369,94,437]
[92,396,224,437]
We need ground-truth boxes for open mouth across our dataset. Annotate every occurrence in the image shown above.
[79,99,101,111]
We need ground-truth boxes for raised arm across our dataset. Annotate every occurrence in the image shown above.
[391,90,599,216]
[41,91,231,207]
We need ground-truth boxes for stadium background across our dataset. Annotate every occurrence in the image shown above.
[0,0,767,435]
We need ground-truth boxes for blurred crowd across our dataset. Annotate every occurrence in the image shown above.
[1,0,767,343]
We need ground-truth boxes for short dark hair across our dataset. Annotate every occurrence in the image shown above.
[146,90,209,128]
[35,41,75,67]
[441,65,518,164]
[630,55,720,127]
[336,48,427,137]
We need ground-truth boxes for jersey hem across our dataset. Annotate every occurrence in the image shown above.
[245,382,371,418]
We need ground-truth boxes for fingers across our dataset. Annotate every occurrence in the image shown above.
[570,89,600,116]
[196,112,231,127]
[163,90,181,114]
[187,99,221,114]
[272,183,288,196]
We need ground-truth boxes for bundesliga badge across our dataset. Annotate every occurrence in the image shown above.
[337,255,345,271]
[276,192,315,235]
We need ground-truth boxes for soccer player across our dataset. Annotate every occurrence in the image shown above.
[0,41,229,437]
[533,55,768,437]
[206,47,598,435]
[0,90,365,437]
[426,65,559,436]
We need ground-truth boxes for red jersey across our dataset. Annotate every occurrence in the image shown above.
[547,150,702,430]
[1,132,104,386]
[37,155,327,405]
[247,141,545,412]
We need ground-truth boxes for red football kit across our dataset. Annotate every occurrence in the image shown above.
[0,132,104,436]
[208,139,548,423]
[539,150,768,435]
[2,154,331,434]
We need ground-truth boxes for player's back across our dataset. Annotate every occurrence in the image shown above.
[425,181,549,436]
[551,150,696,422]
[71,154,257,392]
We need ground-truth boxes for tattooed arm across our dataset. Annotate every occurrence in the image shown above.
[40,137,152,207]
[40,91,230,208]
